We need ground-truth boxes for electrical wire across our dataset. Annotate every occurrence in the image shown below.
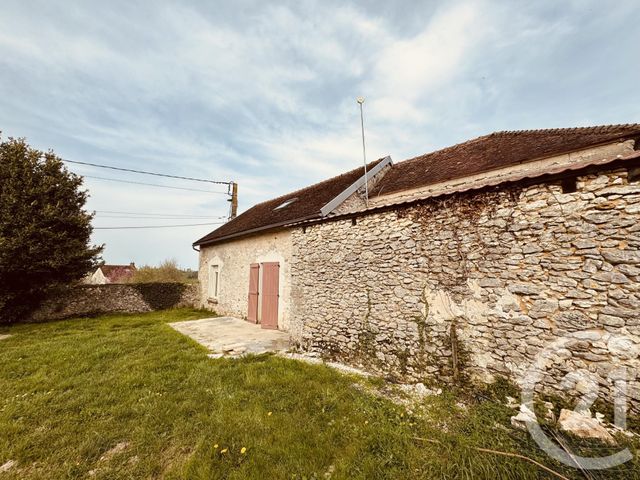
[83,175,229,194]
[63,158,231,185]
[94,222,225,230]
[94,210,226,218]
[96,215,227,220]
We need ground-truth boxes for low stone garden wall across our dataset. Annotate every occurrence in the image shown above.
[26,283,198,322]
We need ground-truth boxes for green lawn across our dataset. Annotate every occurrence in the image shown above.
[0,310,637,479]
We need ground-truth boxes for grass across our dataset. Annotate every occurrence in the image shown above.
[0,309,637,479]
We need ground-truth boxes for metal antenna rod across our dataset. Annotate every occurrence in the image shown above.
[357,97,369,207]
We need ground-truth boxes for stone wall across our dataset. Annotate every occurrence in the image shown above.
[198,229,292,329]
[290,167,640,411]
[27,283,198,322]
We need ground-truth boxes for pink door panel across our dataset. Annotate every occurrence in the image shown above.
[247,263,260,323]
[260,262,279,330]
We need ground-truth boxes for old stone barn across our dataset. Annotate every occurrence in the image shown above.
[194,124,640,410]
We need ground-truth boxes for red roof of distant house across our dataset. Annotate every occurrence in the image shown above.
[194,124,640,247]
[100,264,136,283]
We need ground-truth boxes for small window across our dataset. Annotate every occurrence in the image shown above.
[209,264,220,299]
[561,178,577,194]
[274,198,297,210]
[628,167,640,183]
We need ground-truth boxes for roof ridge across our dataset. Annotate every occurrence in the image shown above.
[491,123,640,136]
[397,123,640,166]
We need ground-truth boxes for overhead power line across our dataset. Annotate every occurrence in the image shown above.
[83,175,228,194]
[94,222,225,230]
[96,214,228,220]
[62,157,239,220]
[94,210,226,218]
[63,158,232,185]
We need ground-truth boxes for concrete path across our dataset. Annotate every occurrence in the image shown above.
[169,316,290,356]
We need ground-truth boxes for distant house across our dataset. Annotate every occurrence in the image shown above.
[85,263,136,284]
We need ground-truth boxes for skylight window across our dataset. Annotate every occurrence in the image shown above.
[274,197,297,210]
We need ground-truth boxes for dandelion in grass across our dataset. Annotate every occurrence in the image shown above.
[220,448,228,454]
[241,447,247,454]
[214,444,219,449]
[268,411,272,416]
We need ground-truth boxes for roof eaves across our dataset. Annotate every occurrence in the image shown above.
[319,156,392,217]
[193,213,321,247]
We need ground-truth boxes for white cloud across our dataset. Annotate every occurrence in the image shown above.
[1,0,639,266]
[372,3,484,98]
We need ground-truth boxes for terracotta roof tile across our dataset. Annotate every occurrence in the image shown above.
[371,124,640,198]
[193,159,384,246]
[100,264,136,283]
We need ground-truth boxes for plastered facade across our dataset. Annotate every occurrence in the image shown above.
[198,229,292,330]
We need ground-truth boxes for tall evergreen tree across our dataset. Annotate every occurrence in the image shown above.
[0,136,103,323]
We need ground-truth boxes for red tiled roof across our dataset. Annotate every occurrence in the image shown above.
[100,264,136,283]
[371,124,640,198]
[193,159,385,246]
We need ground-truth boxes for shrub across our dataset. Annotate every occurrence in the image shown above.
[129,259,191,284]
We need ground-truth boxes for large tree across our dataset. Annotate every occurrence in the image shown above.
[0,136,103,323]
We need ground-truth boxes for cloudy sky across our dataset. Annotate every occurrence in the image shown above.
[1,1,639,268]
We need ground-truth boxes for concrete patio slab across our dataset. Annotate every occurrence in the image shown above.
[169,316,290,356]
[0,334,12,341]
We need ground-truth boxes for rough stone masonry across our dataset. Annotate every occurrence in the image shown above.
[290,167,640,412]
[26,283,198,322]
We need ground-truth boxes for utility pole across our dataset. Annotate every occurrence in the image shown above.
[357,97,369,207]
[229,181,238,219]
